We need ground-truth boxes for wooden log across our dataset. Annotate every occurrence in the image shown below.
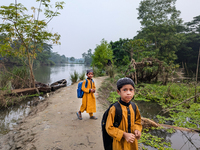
[141,117,200,133]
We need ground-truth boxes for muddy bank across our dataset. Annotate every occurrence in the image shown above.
[0,76,108,150]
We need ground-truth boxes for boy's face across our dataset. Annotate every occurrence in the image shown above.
[87,72,94,79]
[117,84,135,103]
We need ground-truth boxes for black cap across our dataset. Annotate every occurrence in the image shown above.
[86,69,93,74]
[117,77,135,90]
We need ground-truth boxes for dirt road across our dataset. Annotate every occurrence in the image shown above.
[0,76,109,150]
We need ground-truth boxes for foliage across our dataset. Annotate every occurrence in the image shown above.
[79,72,85,80]
[70,70,79,83]
[0,65,29,89]
[0,1,65,87]
[136,82,200,129]
[110,38,131,66]
[49,52,67,64]
[139,128,173,150]
[176,15,200,73]
[82,49,93,66]
[91,39,113,71]
[108,91,120,103]
[137,0,183,63]
[70,57,75,62]
[122,39,148,61]
[105,65,116,78]
[92,67,106,77]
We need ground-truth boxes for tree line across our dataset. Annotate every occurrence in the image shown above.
[91,0,200,81]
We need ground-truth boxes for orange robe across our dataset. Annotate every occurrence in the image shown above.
[105,102,142,150]
[80,79,96,113]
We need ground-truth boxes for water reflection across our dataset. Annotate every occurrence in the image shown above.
[34,64,90,85]
[0,100,32,136]
[135,100,162,122]
[136,100,200,150]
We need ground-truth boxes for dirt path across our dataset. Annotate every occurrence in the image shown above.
[0,76,109,150]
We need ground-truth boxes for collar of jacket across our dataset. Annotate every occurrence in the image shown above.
[119,98,130,107]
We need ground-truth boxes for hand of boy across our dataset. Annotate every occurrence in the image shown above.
[123,132,135,143]
[91,89,95,93]
[134,130,141,140]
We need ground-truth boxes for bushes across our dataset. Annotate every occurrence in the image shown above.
[70,71,79,84]
[0,66,30,90]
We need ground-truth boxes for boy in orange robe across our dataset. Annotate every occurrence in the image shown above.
[76,69,97,120]
[106,77,142,150]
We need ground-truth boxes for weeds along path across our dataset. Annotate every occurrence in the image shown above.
[0,76,108,150]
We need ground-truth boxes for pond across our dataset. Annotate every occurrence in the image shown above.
[136,101,200,150]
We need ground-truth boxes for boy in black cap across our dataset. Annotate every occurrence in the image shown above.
[105,77,142,150]
[76,69,97,120]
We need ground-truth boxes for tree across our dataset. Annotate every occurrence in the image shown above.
[110,38,130,66]
[0,0,65,87]
[82,49,93,66]
[176,15,200,72]
[91,39,113,71]
[70,57,75,62]
[122,39,147,62]
[137,0,183,63]
[35,43,52,65]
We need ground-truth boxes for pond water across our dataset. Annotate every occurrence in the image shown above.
[0,64,200,149]
[136,101,200,150]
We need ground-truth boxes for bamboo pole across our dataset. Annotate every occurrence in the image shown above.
[195,47,200,103]
[196,47,200,83]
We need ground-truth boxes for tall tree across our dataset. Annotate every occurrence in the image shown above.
[110,38,130,66]
[0,0,64,87]
[137,0,183,63]
[122,39,147,62]
[91,39,113,71]
[82,49,93,66]
[176,15,200,72]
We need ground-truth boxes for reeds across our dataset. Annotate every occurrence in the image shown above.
[70,71,79,83]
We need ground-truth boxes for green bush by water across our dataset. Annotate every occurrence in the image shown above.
[79,72,86,80]
[70,71,79,83]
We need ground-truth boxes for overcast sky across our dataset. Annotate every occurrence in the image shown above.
[1,0,200,58]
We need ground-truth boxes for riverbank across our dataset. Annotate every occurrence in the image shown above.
[0,76,109,150]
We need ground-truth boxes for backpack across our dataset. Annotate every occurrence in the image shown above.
[101,101,136,150]
[77,79,94,98]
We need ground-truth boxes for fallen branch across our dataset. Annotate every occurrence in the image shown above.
[141,117,200,133]
[162,93,200,114]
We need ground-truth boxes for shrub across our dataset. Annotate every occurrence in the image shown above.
[70,71,79,83]
[0,66,30,90]
[79,72,86,80]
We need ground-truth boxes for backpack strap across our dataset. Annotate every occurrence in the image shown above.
[113,102,122,127]
[85,79,94,88]
[85,79,88,88]
[130,102,136,124]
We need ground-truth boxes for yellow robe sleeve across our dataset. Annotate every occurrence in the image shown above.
[105,106,124,142]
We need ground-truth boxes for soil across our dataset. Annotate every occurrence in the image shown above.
[0,76,110,150]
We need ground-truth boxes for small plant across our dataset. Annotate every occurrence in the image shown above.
[92,67,106,77]
[108,91,120,103]
[70,71,79,83]
[79,72,86,80]
[106,65,116,78]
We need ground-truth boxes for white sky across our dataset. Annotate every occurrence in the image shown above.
[1,0,200,58]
